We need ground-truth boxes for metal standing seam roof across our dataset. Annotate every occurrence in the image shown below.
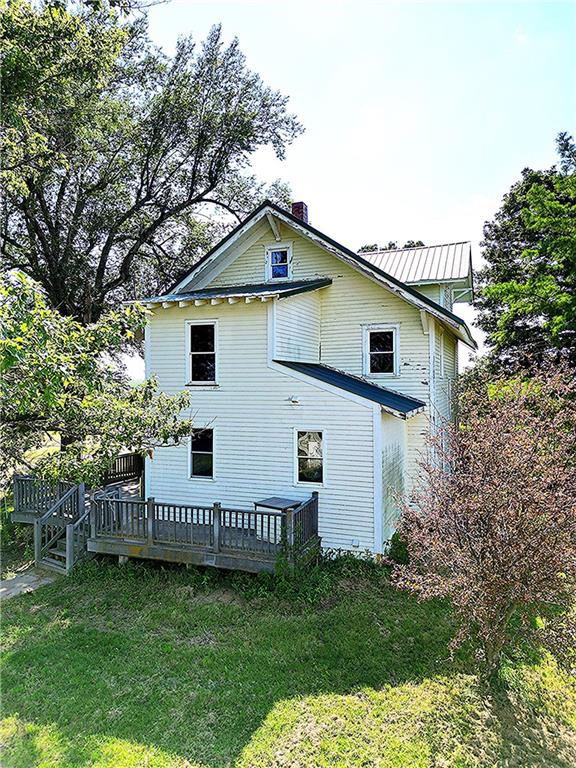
[137,278,332,305]
[359,242,472,284]
[275,360,426,418]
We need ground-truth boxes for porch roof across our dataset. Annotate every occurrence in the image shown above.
[136,278,332,308]
[275,360,427,418]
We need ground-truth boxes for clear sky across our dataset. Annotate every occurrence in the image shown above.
[126,0,575,376]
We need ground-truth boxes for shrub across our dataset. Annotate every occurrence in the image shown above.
[393,363,576,676]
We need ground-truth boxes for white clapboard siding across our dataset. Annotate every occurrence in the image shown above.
[434,325,458,425]
[274,290,320,362]
[196,222,443,500]
[381,413,406,542]
[147,299,376,551]
[210,222,430,403]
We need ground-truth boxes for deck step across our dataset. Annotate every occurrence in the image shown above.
[48,547,66,560]
[39,557,67,574]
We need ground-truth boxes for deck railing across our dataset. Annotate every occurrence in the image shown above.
[91,493,320,563]
[66,508,92,574]
[34,483,84,565]
[292,492,319,551]
[13,475,74,518]
[103,452,143,485]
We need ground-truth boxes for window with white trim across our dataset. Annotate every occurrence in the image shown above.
[187,321,216,384]
[265,243,292,280]
[296,430,323,484]
[190,428,213,478]
[363,325,398,375]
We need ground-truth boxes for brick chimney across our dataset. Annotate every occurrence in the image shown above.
[291,201,308,223]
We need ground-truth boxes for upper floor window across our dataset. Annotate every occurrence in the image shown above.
[265,243,292,280]
[186,321,217,384]
[363,324,399,376]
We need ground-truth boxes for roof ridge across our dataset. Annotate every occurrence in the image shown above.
[360,241,470,255]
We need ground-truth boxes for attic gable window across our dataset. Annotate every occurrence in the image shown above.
[363,324,399,376]
[186,320,217,385]
[265,243,292,280]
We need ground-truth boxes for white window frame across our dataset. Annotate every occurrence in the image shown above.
[362,324,400,377]
[185,319,218,386]
[293,427,325,487]
[188,427,215,481]
[265,242,293,281]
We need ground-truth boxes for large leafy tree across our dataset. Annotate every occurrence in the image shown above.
[0,272,193,487]
[476,133,576,370]
[1,1,300,323]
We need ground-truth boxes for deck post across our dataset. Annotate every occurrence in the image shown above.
[213,502,221,553]
[286,508,294,548]
[147,497,155,545]
[13,478,20,516]
[34,518,41,565]
[65,524,73,575]
[89,492,96,538]
[78,482,86,519]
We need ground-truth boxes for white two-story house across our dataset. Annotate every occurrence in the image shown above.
[141,200,476,556]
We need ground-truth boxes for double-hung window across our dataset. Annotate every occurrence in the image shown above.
[295,430,324,484]
[363,325,399,376]
[187,321,217,384]
[190,428,213,479]
[265,243,292,280]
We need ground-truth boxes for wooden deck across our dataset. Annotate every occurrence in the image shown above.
[87,494,319,573]
[12,475,320,574]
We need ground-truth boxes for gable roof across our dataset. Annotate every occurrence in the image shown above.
[359,242,472,285]
[137,279,332,306]
[169,200,477,349]
[276,360,426,418]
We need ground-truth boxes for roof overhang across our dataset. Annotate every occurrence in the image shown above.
[276,360,427,419]
[134,278,332,310]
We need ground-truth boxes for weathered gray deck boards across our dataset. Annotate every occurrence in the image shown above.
[87,537,279,573]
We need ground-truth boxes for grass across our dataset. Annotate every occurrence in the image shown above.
[1,557,575,768]
[0,501,33,579]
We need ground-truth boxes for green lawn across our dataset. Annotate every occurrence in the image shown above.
[1,558,575,768]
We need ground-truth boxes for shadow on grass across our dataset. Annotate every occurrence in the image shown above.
[2,558,574,767]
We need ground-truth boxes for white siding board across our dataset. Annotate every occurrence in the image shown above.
[381,413,406,542]
[275,291,320,362]
[147,299,375,551]
[209,223,430,403]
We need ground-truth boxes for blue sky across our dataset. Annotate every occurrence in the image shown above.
[128,0,575,369]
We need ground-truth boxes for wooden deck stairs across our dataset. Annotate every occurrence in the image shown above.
[12,476,321,575]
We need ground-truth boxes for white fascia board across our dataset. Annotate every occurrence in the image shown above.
[171,210,269,293]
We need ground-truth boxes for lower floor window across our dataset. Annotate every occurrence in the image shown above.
[190,428,213,478]
[296,430,323,484]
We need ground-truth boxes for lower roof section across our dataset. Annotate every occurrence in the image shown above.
[275,360,427,419]
[137,278,332,307]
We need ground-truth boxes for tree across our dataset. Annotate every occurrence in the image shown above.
[358,240,425,253]
[0,272,193,487]
[1,2,301,323]
[476,133,576,370]
[393,363,576,676]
